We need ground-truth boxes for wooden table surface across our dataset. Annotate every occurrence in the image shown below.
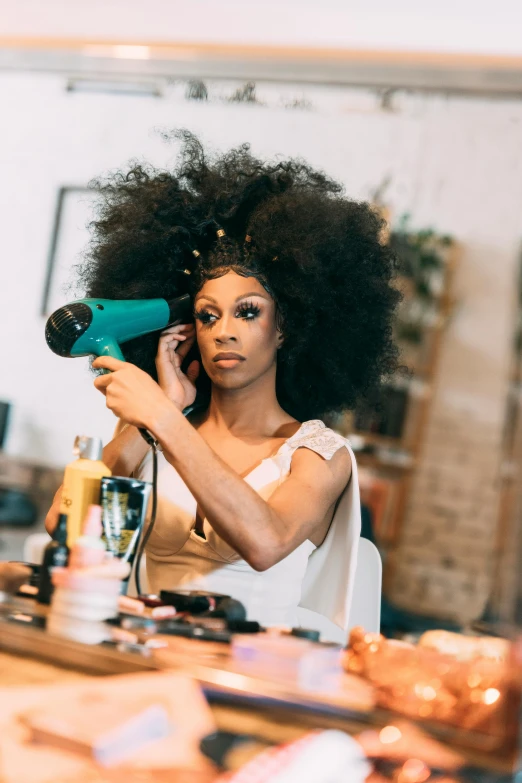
[0,650,90,687]
[0,647,357,744]
[0,645,314,778]
[0,621,514,776]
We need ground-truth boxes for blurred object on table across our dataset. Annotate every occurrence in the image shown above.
[214,729,370,783]
[343,627,518,756]
[418,631,509,662]
[154,632,376,715]
[356,718,464,770]
[0,671,216,783]
[0,562,31,593]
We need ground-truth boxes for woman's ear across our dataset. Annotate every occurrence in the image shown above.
[275,307,285,349]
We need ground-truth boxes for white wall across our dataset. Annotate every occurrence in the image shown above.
[1,72,520,470]
[3,0,522,55]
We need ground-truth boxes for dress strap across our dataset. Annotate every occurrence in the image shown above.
[282,420,348,462]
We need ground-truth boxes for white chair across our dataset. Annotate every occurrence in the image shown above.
[345,538,382,635]
[131,540,381,643]
[296,537,382,644]
[23,532,382,644]
[134,537,382,643]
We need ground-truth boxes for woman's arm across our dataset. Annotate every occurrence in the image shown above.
[92,358,352,571]
[46,320,198,534]
[44,423,149,535]
[148,405,351,571]
[102,421,150,477]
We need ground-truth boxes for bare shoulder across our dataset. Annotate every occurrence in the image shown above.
[290,442,352,493]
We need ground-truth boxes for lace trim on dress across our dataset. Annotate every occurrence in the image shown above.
[282,419,348,461]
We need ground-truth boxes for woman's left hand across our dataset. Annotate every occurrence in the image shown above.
[92,357,173,430]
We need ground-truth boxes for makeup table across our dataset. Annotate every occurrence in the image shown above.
[0,612,516,781]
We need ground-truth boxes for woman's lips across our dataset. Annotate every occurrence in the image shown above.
[213,353,245,369]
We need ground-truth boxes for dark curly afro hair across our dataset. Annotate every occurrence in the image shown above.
[78,130,400,422]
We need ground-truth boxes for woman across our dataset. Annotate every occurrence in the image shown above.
[46,132,399,629]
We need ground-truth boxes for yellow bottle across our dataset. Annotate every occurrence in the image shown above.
[59,436,111,547]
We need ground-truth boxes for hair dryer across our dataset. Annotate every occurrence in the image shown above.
[45,295,192,361]
[45,294,193,445]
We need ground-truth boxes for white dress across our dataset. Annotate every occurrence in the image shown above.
[135,419,361,630]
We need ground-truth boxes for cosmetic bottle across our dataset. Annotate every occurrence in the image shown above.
[69,505,107,569]
[59,436,111,546]
[37,513,69,605]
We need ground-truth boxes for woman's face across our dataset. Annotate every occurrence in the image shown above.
[194,271,283,390]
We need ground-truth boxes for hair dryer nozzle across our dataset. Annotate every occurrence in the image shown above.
[45,302,93,357]
[166,294,193,327]
[45,294,193,361]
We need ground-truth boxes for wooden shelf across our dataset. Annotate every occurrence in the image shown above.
[345,230,459,553]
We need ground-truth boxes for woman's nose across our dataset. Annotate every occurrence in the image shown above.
[214,314,238,344]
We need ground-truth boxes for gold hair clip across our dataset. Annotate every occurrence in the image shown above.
[272,256,279,261]
[182,268,191,275]
[192,249,201,258]
[245,234,252,243]
[216,229,226,238]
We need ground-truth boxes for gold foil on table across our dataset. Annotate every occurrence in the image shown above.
[394,758,431,783]
[343,627,514,748]
[356,719,464,769]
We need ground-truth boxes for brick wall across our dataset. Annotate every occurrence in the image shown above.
[389,239,519,622]
[389,411,502,622]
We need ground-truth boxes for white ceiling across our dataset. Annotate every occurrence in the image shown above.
[3,0,522,56]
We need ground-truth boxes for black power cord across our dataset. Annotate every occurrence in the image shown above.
[132,399,204,597]
[133,443,158,597]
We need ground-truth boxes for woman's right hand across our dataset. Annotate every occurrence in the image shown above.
[155,323,200,412]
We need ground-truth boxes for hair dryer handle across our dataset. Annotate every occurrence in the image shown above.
[96,337,126,375]
[95,340,157,447]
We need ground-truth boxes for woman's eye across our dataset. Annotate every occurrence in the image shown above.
[194,302,261,323]
[236,303,261,320]
[194,309,218,325]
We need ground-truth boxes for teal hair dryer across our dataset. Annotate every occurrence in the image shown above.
[45,295,193,445]
[45,295,192,361]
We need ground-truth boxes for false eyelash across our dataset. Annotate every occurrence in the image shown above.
[193,301,261,325]
[236,300,261,318]
[194,308,216,325]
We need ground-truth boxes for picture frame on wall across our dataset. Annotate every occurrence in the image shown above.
[41,186,97,317]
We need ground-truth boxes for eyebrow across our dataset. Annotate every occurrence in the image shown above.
[195,291,270,305]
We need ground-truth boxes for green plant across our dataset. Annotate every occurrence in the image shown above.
[390,214,454,345]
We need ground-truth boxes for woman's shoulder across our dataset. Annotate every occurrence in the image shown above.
[283,420,352,497]
[284,419,350,462]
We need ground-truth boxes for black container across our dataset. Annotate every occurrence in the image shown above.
[100,477,152,589]
[159,589,231,615]
[156,619,232,644]
[37,513,69,605]
[8,562,41,589]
